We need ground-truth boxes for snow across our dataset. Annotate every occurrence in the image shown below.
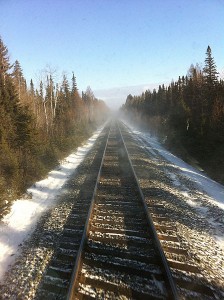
[0,126,104,281]
[136,132,224,210]
[130,127,224,209]
[122,120,224,250]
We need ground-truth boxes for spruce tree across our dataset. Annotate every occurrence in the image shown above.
[30,79,35,96]
[202,46,219,130]
[203,46,218,87]
[71,72,77,93]
[12,60,26,100]
[0,38,11,86]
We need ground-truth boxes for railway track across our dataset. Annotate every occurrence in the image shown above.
[66,121,178,299]
[34,120,178,299]
[33,119,220,300]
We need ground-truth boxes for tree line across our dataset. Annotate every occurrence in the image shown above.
[122,46,224,183]
[0,37,109,210]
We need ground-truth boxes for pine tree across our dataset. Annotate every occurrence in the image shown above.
[39,80,44,98]
[30,79,35,95]
[0,38,11,86]
[202,46,219,130]
[203,46,218,87]
[62,75,69,93]
[29,79,37,116]
[71,72,77,93]
[12,60,26,100]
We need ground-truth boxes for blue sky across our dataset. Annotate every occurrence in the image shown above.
[0,0,224,108]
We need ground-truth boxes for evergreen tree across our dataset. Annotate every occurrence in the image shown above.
[202,46,219,130]
[203,46,219,86]
[0,38,11,85]
[39,81,44,98]
[71,72,77,93]
[0,36,108,208]
[30,79,35,96]
[12,60,26,100]
[62,74,70,95]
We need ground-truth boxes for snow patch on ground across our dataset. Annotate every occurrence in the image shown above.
[147,137,224,210]
[130,126,224,210]
[0,126,104,281]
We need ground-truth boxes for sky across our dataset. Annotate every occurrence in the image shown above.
[0,0,224,108]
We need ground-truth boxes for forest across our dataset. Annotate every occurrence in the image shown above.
[123,46,224,184]
[0,37,108,211]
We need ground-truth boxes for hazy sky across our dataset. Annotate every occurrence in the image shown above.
[0,0,224,108]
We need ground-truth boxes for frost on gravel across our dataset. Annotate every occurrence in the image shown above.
[122,120,224,296]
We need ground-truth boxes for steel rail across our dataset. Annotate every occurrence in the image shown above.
[66,122,112,300]
[117,121,179,300]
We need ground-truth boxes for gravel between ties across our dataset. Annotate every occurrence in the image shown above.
[121,124,224,299]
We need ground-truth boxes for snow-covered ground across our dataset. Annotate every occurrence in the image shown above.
[123,121,224,252]
[0,126,104,282]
